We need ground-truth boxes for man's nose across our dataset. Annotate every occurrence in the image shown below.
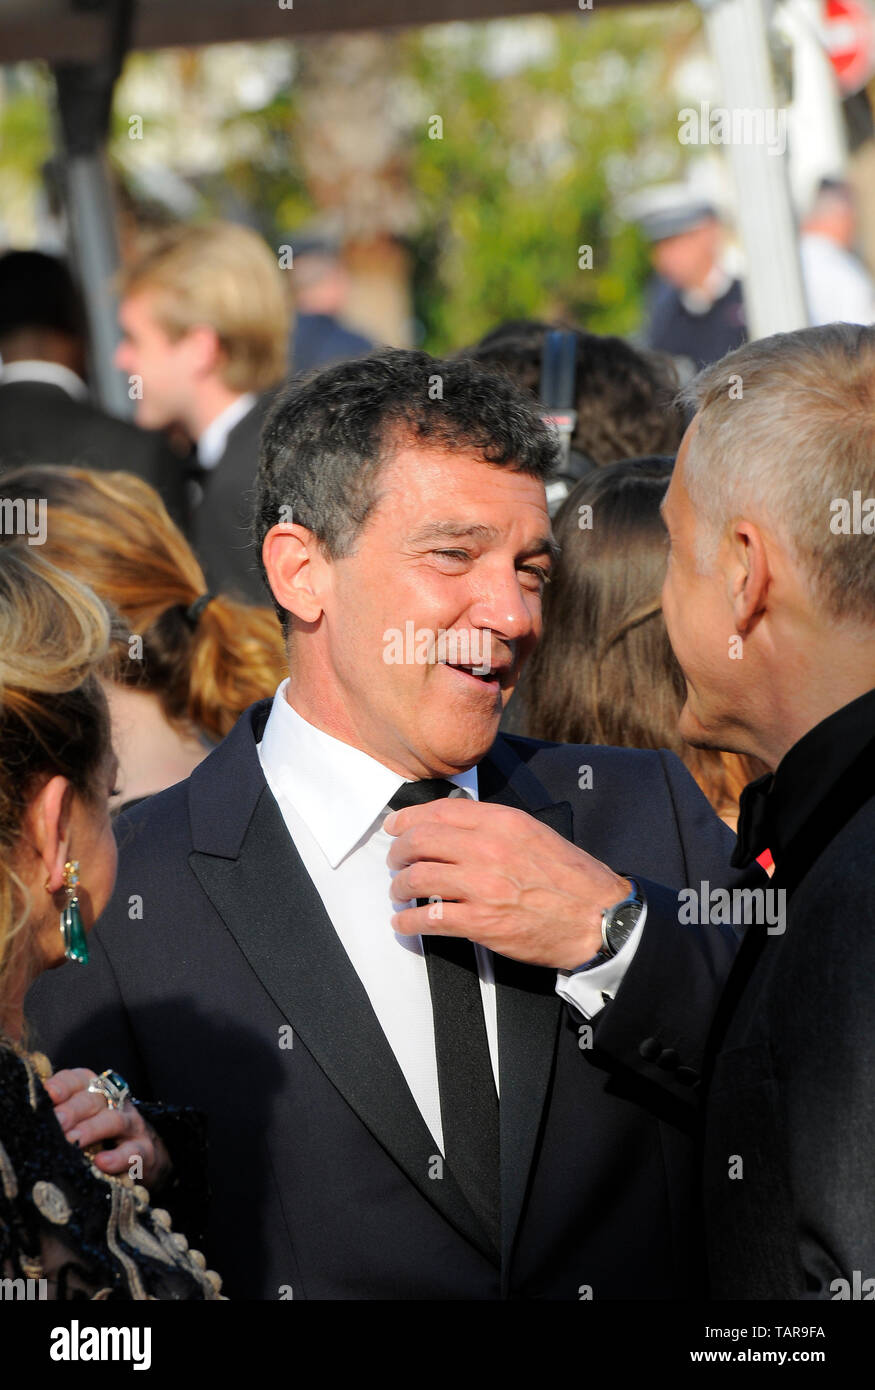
[467,568,537,642]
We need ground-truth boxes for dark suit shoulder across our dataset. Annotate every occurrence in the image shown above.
[74,400,180,469]
[496,731,681,789]
[112,777,193,868]
[0,382,188,525]
[785,791,875,934]
[95,778,216,962]
[0,381,173,463]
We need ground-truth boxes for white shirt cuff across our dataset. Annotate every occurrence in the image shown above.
[554,902,647,1020]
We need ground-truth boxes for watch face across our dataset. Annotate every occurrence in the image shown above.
[605,902,642,953]
[614,905,641,934]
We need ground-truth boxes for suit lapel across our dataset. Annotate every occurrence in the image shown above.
[186,709,573,1268]
[187,709,496,1262]
[478,738,572,1273]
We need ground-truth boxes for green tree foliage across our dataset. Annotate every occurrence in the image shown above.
[0,66,52,193]
[402,11,696,351]
[0,10,700,356]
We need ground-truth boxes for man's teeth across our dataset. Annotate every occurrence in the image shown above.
[438,660,499,679]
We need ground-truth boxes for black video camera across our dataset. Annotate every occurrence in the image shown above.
[538,329,596,515]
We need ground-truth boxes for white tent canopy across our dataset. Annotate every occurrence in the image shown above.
[2,0,624,63]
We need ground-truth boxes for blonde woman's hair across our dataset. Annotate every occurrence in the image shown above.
[0,465,288,742]
[120,221,289,393]
[0,544,111,1025]
[680,322,875,627]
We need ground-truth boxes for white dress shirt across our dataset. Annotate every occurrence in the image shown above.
[799,233,875,327]
[679,265,733,316]
[196,391,256,468]
[256,680,640,1147]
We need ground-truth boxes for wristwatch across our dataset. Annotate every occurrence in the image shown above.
[573,878,645,973]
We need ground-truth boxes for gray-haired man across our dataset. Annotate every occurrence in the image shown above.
[660,322,875,1298]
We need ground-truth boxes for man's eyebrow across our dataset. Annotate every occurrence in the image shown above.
[407,522,501,545]
[407,521,559,561]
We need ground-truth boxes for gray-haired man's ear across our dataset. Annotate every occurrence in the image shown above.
[729,519,770,637]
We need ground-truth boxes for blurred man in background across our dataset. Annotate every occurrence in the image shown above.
[0,249,187,527]
[635,190,747,373]
[799,178,875,328]
[288,233,375,376]
[115,221,289,604]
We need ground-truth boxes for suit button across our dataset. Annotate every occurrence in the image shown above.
[639,1037,662,1061]
[676,1066,699,1086]
[656,1048,679,1069]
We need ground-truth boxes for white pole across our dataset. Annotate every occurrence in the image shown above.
[697,0,810,336]
[778,0,848,211]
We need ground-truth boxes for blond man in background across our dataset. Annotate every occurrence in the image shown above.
[116,221,289,604]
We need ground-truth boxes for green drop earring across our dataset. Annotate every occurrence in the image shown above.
[60,860,89,964]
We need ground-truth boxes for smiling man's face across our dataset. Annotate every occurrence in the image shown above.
[292,443,554,778]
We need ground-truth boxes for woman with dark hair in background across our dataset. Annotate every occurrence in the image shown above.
[465,322,685,468]
[0,542,222,1298]
[0,464,287,813]
[518,457,765,830]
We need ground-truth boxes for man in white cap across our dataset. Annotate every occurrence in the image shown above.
[633,186,747,373]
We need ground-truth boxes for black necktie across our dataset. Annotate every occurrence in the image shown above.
[388,778,501,1254]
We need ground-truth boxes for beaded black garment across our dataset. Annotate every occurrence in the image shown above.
[0,1038,223,1299]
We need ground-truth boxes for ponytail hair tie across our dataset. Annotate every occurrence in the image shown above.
[184,592,215,627]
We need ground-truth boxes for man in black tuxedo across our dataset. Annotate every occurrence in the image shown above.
[0,250,187,528]
[114,222,289,604]
[659,322,875,1298]
[27,350,756,1300]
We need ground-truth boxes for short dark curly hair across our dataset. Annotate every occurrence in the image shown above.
[464,322,685,467]
[254,347,559,626]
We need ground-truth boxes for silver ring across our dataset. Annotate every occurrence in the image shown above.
[87,1069,132,1111]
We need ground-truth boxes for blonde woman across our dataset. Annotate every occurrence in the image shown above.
[0,542,222,1299]
[0,464,287,814]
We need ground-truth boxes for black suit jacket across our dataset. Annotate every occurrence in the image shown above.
[189,394,276,606]
[0,380,188,530]
[27,701,753,1300]
[699,691,875,1299]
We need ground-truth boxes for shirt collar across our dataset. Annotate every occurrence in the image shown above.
[733,686,875,868]
[257,678,479,868]
[680,266,733,316]
[196,392,256,469]
[0,359,88,400]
